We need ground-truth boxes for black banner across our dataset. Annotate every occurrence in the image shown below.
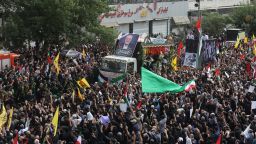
[185,39,198,53]
[201,40,216,64]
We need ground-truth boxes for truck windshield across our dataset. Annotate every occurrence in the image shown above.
[100,59,126,73]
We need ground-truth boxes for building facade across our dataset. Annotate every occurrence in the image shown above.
[188,0,250,19]
[100,1,190,36]
[102,0,252,36]
[189,0,250,11]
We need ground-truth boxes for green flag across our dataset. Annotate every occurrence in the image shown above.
[141,67,195,93]
[142,67,182,93]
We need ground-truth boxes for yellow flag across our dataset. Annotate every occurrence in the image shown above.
[53,53,60,75]
[0,105,7,130]
[7,107,13,129]
[171,56,178,71]
[82,48,86,60]
[77,78,90,88]
[51,106,59,136]
[143,49,147,55]
[253,34,256,50]
[108,96,113,105]
[244,36,248,44]
[253,45,256,56]
[234,37,240,49]
[72,89,75,102]
[77,88,84,101]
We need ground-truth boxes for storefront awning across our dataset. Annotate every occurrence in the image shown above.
[101,22,119,28]
[117,19,134,24]
[134,18,152,22]
[173,16,190,25]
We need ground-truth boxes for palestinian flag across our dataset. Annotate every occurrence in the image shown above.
[12,133,18,144]
[216,134,222,144]
[47,51,52,64]
[75,136,82,144]
[240,54,245,60]
[136,101,142,109]
[123,79,132,108]
[206,63,211,72]
[215,68,220,76]
[214,68,221,80]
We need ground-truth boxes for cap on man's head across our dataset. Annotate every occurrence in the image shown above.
[178,137,183,142]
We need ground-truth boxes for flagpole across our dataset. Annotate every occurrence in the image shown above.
[197,0,200,20]
[196,0,202,69]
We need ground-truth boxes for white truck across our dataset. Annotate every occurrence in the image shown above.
[98,33,146,82]
[98,55,137,82]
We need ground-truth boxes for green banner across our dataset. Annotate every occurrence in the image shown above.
[141,67,194,93]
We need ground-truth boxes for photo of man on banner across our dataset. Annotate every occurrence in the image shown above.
[183,39,198,68]
[115,34,139,57]
[122,34,133,49]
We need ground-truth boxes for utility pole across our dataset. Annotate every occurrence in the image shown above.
[195,0,201,19]
[0,10,3,47]
[195,0,202,69]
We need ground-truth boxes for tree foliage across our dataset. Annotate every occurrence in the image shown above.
[1,0,117,50]
[201,12,230,36]
[231,4,256,35]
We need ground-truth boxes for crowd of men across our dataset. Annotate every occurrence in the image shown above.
[0,37,256,144]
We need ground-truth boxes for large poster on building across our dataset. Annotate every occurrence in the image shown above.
[115,34,139,57]
[201,40,216,64]
[183,39,198,68]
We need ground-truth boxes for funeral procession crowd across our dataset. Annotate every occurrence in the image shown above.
[1,31,256,144]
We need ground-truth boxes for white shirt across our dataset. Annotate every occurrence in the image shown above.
[186,136,192,144]
[71,115,82,128]
[123,44,129,49]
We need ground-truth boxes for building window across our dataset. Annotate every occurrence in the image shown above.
[149,20,153,36]
[129,23,133,33]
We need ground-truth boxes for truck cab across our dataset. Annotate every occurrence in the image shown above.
[98,55,137,82]
[0,50,20,71]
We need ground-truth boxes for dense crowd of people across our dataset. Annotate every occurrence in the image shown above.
[0,36,256,144]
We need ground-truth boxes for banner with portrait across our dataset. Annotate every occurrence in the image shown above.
[201,40,217,65]
[183,53,197,68]
[183,39,198,68]
[115,34,139,57]
[185,39,198,53]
